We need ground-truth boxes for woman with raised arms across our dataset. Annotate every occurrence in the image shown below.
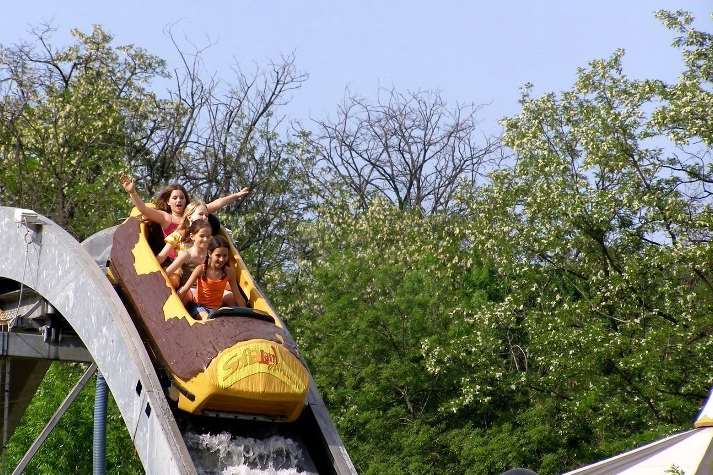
[120,175,250,259]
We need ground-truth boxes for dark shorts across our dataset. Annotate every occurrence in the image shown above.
[186,302,211,318]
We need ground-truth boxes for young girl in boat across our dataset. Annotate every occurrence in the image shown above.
[179,235,246,320]
[120,175,250,259]
[156,201,210,264]
[165,220,213,291]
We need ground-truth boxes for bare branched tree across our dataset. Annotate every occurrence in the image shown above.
[183,53,306,200]
[123,30,212,196]
[304,88,501,214]
[149,47,309,281]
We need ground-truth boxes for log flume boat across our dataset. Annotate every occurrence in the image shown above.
[110,209,309,422]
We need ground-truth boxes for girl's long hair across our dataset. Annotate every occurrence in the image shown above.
[203,235,231,280]
[178,201,207,243]
[153,184,190,214]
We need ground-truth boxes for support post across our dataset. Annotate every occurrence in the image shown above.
[1,356,9,475]
[12,363,97,475]
[93,371,107,475]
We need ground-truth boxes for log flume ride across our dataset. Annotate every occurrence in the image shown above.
[0,206,356,474]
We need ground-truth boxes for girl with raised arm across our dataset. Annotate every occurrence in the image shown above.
[120,175,251,258]
[120,176,189,234]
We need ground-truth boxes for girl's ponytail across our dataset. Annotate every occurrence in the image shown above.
[203,248,209,281]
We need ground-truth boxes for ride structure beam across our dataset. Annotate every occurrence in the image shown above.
[0,332,91,362]
[12,363,97,475]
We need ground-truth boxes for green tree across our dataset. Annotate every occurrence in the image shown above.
[6,363,142,474]
[277,199,499,474]
[0,25,167,238]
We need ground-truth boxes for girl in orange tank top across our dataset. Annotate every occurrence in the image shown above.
[178,235,246,320]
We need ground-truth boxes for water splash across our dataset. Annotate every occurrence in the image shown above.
[184,431,318,475]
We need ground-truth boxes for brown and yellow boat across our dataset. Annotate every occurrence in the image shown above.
[110,209,309,422]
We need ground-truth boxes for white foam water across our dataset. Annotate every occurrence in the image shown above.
[184,431,318,475]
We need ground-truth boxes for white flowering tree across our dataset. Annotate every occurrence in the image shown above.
[0,25,167,237]
[421,9,713,473]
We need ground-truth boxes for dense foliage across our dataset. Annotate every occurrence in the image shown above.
[278,10,713,474]
[279,201,499,473]
[6,363,142,473]
[1,8,712,475]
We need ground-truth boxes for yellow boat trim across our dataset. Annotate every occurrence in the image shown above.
[695,416,713,428]
[131,235,159,276]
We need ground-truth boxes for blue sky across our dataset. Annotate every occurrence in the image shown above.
[2,1,710,135]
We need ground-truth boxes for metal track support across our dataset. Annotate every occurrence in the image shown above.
[0,207,196,474]
[12,363,97,475]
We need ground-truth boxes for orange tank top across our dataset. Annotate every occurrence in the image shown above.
[196,274,228,309]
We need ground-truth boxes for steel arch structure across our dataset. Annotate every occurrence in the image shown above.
[0,207,195,474]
